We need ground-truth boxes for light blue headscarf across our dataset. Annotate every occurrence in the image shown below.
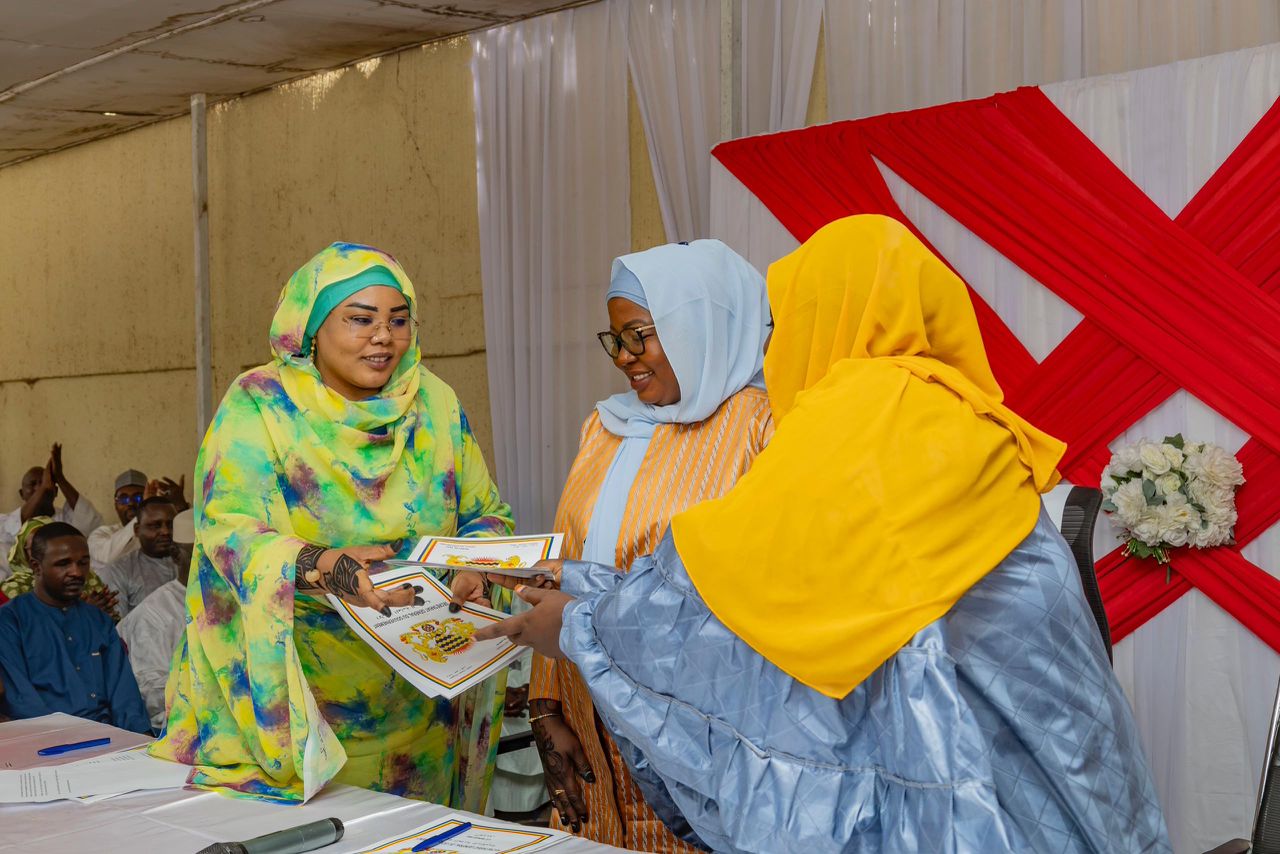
[582,240,770,564]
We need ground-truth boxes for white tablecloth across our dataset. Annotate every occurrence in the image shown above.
[0,717,626,854]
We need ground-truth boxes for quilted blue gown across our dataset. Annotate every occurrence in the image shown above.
[558,509,1171,854]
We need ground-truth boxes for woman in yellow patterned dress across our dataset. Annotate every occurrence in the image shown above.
[528,240,772,852]
[152,243,512,805]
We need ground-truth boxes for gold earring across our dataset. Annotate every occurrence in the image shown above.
[310,339,317,361]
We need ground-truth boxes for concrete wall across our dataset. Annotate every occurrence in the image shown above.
[0,21,804,519]
[0,37,491,517]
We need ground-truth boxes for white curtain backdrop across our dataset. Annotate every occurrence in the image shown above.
[624,0,721,242]
[739,0,823,135]
[710,42,1280,854]
[823,0,1280,121]
[471,3,630,534]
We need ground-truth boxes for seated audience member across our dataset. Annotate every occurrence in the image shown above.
[90,472,188,569]
[97,498,181,619]
[2,516,120,620]
[0,444,101,581]
[479,217,1170,854]
[0,522,149,733]
[88,469,146,566]
[117,509,192,731]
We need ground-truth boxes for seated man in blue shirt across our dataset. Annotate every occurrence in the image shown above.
[0,522,149,733]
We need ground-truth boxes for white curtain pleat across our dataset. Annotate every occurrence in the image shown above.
[823,0,1280,121]
[739,0,824,135]
[625,0,722,242]
[711,41,1280,854]
[471,3,630,533]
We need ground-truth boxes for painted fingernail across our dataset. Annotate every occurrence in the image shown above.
[448,602,461,613]
[413,597,425,606]
[379,606,392,617]
[400,582,413,589]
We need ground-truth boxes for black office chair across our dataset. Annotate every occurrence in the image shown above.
[1203,676,1280,854]
[1057,485,1113,662]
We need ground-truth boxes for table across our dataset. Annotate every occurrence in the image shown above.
[0,718,626,854]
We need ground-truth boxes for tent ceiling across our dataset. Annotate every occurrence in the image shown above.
[0,0,584,168]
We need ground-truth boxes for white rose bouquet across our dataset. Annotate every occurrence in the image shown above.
[1100,434,1245,569]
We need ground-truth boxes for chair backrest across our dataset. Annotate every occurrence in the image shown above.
[1253,677,1280,853]
[1045,484,1113,662]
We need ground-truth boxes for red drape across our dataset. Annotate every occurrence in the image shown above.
[714,88,1280,651]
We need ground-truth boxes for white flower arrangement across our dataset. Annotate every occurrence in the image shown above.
[1100,434,1245,567]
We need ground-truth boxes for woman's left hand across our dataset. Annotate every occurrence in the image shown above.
[474,586,573,658]
[449,570,490,611]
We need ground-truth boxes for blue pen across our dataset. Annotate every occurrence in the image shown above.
[410,821,472,852]
[37,737,111,756]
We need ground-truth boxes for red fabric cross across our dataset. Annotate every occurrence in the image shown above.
[713,88,1280,650]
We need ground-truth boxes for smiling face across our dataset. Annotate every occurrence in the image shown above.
[606,298,680,406]
[33,535,91,606]
[313,285,412,401]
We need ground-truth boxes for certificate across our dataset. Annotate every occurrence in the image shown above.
[385,534,564,579]
[328,569,520,700]
[356,813,569,853]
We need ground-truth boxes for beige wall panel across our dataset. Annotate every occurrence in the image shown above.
[0,371,197,521]
[628,78,666,254]
[205,40,489,409]
[0,117,192,383]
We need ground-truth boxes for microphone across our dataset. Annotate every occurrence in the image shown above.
[195,817,344,854]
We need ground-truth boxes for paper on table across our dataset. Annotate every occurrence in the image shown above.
[355,812,570,853]
[0,712,152,770]
[385,534,564,579]
[0,747,190,803]
[328,569,521,700]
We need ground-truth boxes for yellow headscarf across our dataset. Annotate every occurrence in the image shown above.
[670,215,1065,699]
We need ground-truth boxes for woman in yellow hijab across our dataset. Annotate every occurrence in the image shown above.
[479,216,1170,853]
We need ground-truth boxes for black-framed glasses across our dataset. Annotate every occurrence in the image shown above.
[597,324,657,358]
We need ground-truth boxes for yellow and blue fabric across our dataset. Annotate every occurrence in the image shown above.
[672,215,1066,699]
[558,216,1168,852]
[151,242,514,804]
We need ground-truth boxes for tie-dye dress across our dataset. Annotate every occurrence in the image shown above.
[151,243,514,806]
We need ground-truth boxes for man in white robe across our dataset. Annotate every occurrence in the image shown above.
[117,508,192,731]
[87,469,147,568]
[0,445,101,582]
[96,498,181,619]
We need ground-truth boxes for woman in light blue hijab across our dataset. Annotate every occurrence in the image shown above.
[527,240,773,852]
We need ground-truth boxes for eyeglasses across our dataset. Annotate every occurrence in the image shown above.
[115,494,143,506]
[597,324,657,358]
[339,315,417,341]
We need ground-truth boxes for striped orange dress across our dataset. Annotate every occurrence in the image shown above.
[530,386,772,852]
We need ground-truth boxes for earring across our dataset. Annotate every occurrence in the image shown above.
[310,339,317,361]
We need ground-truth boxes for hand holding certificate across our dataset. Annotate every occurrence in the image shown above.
[386,533,565,580]
[327,569,522,699]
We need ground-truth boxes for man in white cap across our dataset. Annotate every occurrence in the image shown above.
[117,507,192,732]
[87,469,148,568]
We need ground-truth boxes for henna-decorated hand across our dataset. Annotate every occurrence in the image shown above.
[295,543,424,616]
[530,699,594,832]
